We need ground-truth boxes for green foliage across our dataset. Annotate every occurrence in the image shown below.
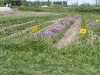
[18,6,43,12]
[4,0,28,6]
[93,26,100,32]
[0,0,4,6]
[75,5,100,13]
[16,6,73,12]
[0,37,52,52]
[1,11,100,75]
[0,14,65,28]
[80,14,87,28]
[92,26,100,36]
[53,1,62,5]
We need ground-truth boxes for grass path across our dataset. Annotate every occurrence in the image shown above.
[0,21,34,32]
[54,17,81,49]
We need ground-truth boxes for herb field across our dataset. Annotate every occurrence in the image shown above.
[0,10,100,75]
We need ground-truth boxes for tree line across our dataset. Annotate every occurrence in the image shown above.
[0,0,100,7]
[0,0,68,6]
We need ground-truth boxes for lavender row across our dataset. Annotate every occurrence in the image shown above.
[33,14,80,38]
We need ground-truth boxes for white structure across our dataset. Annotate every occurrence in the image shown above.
[0,7,12,12]
[41,5,48,7]
[6,3,9,7]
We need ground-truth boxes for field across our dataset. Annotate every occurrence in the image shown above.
[0,7,100,75]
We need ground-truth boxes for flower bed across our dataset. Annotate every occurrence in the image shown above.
[33,14,80,42]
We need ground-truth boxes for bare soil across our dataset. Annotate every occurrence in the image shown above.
[54,18,81,49]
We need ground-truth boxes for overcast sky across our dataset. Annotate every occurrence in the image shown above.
[26,0,96,5]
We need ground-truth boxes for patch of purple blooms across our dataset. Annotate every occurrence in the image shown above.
[33,30,44,38]
[44,28,53,36]
[33,14,80,38]
[44,14,80,37]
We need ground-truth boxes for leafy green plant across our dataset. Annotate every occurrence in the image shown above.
[75,5,100,13]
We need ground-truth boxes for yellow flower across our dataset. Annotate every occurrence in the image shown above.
[96,19,99,22]
[31,26,38,32]
[80,28,86,34]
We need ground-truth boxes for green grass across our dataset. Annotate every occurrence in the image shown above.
[92,26,100,36]
[0,37,100,75]
[15,6,75,12]
[0,11,100,75]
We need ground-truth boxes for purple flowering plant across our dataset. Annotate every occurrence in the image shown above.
[33,14,80,39]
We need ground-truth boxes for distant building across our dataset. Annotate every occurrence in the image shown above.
[41,5,48,7]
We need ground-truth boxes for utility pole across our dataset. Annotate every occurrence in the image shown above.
[96,0,98,6]
[48,0,50,6]
[83,0,84,4]
[77,0,78,5]
[67,0,68,6]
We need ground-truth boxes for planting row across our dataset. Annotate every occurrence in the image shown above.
[79,13,100,46]
[88,18,100,36]
[76,6,100,13]
[32,14,80,42]
[0,14,72,38]
[0,21,53,38]
[0,13,70,28]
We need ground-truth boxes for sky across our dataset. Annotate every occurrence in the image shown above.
[26,0,96,5]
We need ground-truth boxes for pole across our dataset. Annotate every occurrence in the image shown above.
[96,0,97,6]
[83,0,84,4]
[48,0,50,6]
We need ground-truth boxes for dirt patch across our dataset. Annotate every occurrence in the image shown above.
[54,18,81,49]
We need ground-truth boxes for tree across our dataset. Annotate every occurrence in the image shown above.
[22,0,28,6]
[27,1,34,6]
[0,0,4,6]
[48,0,50,6]
[53,1,62,5]
[4,0,26,6]
[63,1,67,6]
[34,1,41,6]
[41,1,49,6]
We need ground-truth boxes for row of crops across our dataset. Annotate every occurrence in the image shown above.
[75,6,100,13]
[32,14,80,43]
[16,6,73,12]
[0,13,75,41]
[79,13,100,46]
[0,13,71,28]
[15,6,100,13]
[0,14,80,50]
[1,10,100,75]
